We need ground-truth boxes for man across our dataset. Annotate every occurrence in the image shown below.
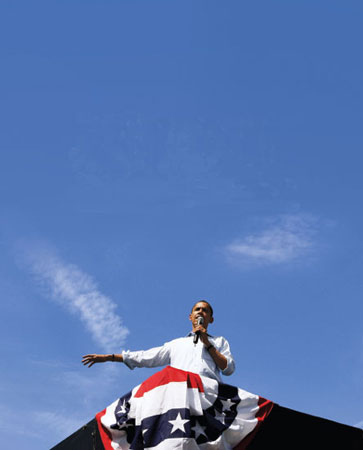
[83,303,272,450]
[82,300,235,382]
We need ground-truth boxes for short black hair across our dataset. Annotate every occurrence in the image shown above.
[191,300,214,317]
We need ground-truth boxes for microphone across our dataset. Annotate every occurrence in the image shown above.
[193,316,204,344]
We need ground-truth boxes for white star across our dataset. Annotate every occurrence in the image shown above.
[220,398,235,412]
[117,399,127,414]
[168,413,189,434]
[214,409,225,425]
[192,421,207,439]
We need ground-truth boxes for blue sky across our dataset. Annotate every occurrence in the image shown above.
[1,1,363,448]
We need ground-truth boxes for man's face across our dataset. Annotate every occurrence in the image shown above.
[189,301,214,330]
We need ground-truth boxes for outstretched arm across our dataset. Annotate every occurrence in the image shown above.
[82,344,171,369]
[82,353,123,367]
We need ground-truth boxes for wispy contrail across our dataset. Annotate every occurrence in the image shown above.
[21,244,129,351]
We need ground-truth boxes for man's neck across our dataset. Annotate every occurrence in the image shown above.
[190,329,211,336]
[192,327,208,333]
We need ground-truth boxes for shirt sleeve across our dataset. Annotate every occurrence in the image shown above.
[122,342,171,370]
[218,336,235,376]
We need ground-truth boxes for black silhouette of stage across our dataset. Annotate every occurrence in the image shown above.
[51,403,363,449]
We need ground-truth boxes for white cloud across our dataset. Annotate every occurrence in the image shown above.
[225,214,317,266]
[20,244,129,351]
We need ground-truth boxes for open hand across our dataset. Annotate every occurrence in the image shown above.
[82,354,108,367]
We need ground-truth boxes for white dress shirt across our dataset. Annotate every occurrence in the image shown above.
[122,333,235,382]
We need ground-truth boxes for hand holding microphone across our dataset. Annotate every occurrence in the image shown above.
[193,316,204,344]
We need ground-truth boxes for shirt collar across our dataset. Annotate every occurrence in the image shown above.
[187,331,213,337]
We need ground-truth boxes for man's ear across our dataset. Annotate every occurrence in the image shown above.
[189,314,193,322]
[209,316,214,324]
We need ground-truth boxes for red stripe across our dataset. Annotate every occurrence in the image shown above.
[96,409,114,450]
[134,365,204,398]
[256,396,274,421]
[233,396,274,450]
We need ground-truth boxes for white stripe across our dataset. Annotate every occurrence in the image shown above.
[145,437,200,449]
[134,382,204,424]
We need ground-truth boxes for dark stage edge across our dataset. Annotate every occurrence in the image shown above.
[51,404,363,449]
